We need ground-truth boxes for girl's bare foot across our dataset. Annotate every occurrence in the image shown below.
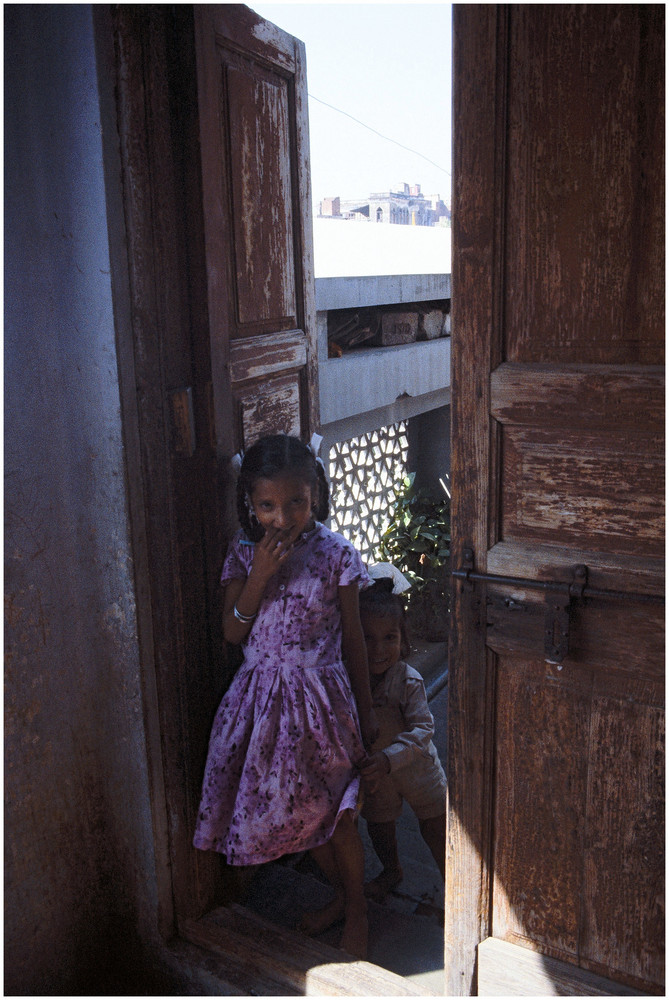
[339,902,368,960]
[364,866,403,902]
[298,891,345,936]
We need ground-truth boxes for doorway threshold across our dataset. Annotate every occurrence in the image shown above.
[180,901,435,996]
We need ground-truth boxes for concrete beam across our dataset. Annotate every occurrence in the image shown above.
[315,273,451,312]
[319,338,451,425]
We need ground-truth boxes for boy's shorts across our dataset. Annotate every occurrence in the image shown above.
[361,753,447,824]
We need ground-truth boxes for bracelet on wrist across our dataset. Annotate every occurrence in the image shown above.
[233,603,257,624]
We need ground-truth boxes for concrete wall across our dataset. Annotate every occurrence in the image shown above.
[315,274,451,485]
[4,8,163,992]
[408,405,452,495]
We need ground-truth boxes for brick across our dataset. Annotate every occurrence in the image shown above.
[379,311,418,345]
[420,309,445,340]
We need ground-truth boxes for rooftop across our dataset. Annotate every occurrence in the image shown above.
[313,217,452,278]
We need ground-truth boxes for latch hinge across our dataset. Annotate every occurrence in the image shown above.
[455,549,589,665]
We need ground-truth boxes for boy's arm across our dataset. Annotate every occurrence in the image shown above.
[381,671,436,773]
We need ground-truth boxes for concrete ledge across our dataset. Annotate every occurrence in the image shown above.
[316,273,451,311]
[319,338,451,425]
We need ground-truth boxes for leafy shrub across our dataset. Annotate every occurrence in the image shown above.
[377,473,451,594]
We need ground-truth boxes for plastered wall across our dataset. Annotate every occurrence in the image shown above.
[4,7,161,992]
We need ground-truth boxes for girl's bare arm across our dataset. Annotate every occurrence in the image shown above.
[339,582,378,748]
[223,524,305,643]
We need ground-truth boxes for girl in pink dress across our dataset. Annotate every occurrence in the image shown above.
[193,434,377,958]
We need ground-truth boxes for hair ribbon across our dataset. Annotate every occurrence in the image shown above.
[308,432,325,471]
[368,562,412,594]
[231,450,244,474]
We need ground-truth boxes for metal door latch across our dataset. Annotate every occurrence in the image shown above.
[454,549,588,665]
[544,564,588,665]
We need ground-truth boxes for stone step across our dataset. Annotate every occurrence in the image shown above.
[181,901,433,995]
[240,860,445,993]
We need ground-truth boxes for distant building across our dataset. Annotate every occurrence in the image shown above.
[318,183,451,227]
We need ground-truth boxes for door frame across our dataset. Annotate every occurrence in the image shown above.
[446,5,505,992]
[104,4,231,931]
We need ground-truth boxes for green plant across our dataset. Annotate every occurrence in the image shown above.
[377,473,451,594]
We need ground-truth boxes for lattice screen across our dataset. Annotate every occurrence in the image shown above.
[328,422,409,562]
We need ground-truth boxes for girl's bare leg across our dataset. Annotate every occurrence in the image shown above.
[364,820,403,901]
[328,811,368,959]
[299,813,368,958]
[419,813,446,878]
[298,841,345,934]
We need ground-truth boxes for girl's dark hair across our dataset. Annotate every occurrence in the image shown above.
[236,434,330,540]
[359,578,411,659]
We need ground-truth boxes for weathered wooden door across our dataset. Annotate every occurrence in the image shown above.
[448,6,664,996]
[112,3,317,931]
[195,4,318,463]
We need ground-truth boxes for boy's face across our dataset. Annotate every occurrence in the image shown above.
[362,614,403,677]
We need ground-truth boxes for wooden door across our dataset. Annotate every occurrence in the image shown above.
[111,4,317,931]
[195,4,318,463]
[448,6,664,996]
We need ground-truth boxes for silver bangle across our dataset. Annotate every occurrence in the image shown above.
[233,603,257,624]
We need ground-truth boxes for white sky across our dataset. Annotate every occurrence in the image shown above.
[249,3,453,207]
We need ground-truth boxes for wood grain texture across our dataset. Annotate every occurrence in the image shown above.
[239,372,301,447]
[490,364,665,431]
[486,540,664,597]
[113,6,231,925]
[223,52,297,329]
[583,699,664,985]
[450,4,664,994]
[493,656,590,956]
[229,329,307,383]
[447,5,503,995]
[491,655,664,991]
[503,6,665,365]
[195,4,318,459]
[500,426,664,555]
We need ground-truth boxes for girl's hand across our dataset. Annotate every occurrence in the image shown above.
[359,750,390,793]
[249,524,300,585]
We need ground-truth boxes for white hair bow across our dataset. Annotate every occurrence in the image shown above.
[308,432,325,470]
[231,450,244,474]
[368,562,411,594]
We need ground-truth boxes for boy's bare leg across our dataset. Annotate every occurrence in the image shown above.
[419,813,446,878]
[364,820,403,900]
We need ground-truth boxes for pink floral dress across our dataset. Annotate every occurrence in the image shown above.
[193,523,369,865]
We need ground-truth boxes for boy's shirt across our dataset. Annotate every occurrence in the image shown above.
[370,659,439,772]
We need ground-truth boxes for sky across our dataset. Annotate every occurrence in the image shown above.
[248,3,453,208]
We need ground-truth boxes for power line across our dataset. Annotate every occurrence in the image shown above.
[308,93,452,178]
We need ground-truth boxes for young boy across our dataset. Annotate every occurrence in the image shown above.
[358,569,447,901]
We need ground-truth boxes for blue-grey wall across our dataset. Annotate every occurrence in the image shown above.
[4,6,162,992]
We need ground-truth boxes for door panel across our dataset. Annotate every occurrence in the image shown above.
[449,5,664,995]
[493,656,589,958]
[195,4,317,455]
[503,7,664,366]
[493,364,665,557]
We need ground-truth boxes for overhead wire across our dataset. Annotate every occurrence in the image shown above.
[308,93,452,178]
